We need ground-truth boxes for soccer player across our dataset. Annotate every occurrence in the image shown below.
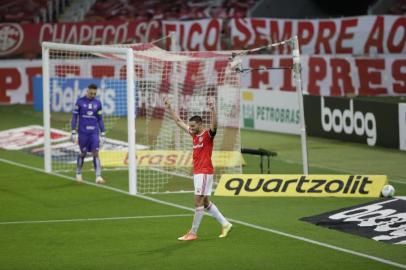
[71,84,106,184]
[164,97,233,241]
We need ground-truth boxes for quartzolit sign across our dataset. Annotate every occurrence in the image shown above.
[214,174,388,197]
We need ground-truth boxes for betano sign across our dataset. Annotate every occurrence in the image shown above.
[214,174,388,197]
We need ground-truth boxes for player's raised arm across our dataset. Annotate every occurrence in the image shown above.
[208,98,217,136]
[164,97,189,133]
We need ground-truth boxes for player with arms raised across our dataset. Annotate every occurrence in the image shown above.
[71,84,106,184]
[164,97,233,241]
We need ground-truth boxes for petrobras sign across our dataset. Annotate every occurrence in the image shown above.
[33,77,128,116]
[240,89,300,135]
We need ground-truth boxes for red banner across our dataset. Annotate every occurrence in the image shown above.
[229,16,406,55]
[162,19,223,51]
[242,55,406,96]
[1,54,405,104]
[1,16,405,58]
[0,20,161,58]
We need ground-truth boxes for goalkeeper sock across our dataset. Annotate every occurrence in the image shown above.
[206,202,228,226]
[190,206,204,234]
[76,155,84,174]
[93,156,102,177]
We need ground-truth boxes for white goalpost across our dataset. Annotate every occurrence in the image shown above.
[42,42,137,194]
[230,35,309,174]
[41,41,242,194]
[292,36,309,175]
[41,35,307,195]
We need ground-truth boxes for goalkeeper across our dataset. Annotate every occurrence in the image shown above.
[71,84,106,184]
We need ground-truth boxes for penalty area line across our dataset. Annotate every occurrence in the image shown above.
[0,158,405,270]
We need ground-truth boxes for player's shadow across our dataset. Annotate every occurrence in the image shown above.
[134,238,217,257]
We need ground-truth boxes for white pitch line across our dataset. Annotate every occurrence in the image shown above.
[0,158,405,270]
[0,214,193,225]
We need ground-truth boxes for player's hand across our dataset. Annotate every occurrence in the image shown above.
[71,130,77,143]
[207,98,215,110]
[164,96,171,109]
[100,132,106,148]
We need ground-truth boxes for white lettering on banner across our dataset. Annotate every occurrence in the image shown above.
[50,80,115,113]
[329,199,406,243]
[134,21,160,43]
[241,55,406,96]
[321,97,377,146]
[399,104,406,151]
[229,16,406,55]
[39,22,130,45]
[162,19,223,51]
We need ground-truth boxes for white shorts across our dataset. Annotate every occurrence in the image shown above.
[193,174,213,196]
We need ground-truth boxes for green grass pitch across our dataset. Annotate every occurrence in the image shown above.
[0,105,405,270]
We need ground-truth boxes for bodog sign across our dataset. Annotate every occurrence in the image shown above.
[214,175,388,197]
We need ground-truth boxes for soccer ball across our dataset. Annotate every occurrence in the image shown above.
[381,184,395,198]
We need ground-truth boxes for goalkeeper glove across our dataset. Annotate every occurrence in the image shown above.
[71,130,77,143]
[100,132,106,148]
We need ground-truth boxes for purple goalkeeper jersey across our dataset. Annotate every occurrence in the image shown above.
[71,96,105,134]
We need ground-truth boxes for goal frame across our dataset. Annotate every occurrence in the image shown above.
[41,42,137,194]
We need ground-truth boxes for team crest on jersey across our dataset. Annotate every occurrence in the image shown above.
[89,103,93,109]
[199,136,203,143]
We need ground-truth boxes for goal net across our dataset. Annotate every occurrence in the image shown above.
[42,42,242,194]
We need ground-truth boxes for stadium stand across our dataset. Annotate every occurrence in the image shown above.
[0,0,70,23]
[83,0,256,22]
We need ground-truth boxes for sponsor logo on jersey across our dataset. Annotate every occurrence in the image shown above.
[193,143,204,149]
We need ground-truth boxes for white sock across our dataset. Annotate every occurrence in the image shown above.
[206,202,228,227]
[190,206,204,234]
